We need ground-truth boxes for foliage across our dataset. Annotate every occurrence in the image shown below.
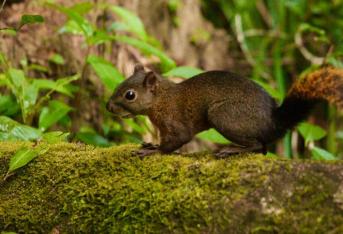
[163,66,203,78]
[0,14,44,35]
[0,67,77,124]
[297,122,336,160]
[38,100,73,132]
[0,116,41,141]
[0,12,76,173]
[196,128,230,144]
[297,122,327,145]
[19,15,44,29]
[86,55,124,91]
[0,114,69,177]
[8,147,39,173]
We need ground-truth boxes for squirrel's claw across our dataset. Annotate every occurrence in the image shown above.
[134,143,160,157]
[215,150,240,159]
[215,144,265,158]
[134,148,160,157]
[141,142,159,150]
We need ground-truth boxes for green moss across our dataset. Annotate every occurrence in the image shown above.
[0,142,342,233]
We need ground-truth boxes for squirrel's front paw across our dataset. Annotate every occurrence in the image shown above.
[141,142,159,150]
[134,148,160,157]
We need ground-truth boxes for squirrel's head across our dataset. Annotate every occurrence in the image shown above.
[106,64,162,118]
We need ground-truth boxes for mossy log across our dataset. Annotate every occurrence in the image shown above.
[0,142,343,233]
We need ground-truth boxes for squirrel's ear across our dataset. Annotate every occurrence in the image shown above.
[143,71,159,91]
[134,64,145,73]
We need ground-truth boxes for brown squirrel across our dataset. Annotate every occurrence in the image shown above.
[106,64,343,157]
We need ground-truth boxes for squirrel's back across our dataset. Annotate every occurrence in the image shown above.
[176,71,278,142]
[177,67,343,143]
[180,70,276,107]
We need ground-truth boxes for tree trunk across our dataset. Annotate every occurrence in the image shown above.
[0,142,342,233]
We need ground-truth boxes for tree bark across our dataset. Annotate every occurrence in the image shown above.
[0,142,342,233]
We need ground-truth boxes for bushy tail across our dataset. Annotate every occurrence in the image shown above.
[275,66,343,134]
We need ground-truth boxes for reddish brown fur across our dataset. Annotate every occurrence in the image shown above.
[289,67,343,109]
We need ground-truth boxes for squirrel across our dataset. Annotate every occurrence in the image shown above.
[106,64,343,157]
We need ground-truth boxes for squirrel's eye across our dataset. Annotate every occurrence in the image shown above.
[124,90,136,101]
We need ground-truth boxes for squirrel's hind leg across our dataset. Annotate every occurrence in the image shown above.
[207,101,269,158]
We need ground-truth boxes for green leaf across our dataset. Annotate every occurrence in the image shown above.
[196,128,230,144]
[6,69,38,119]
[7,68,27,90]
[337,131,343,140]
[110,6,148,41]
[42,131,69,143]
[163,66,203,78]
[311,146,336,160]
[298,23,329,43]
[284,0,306,16]
[22,84,39,115]
[0,116,42,141]
[87,55,124,90]
[33,77,77,97]
[70,2,94,15]
[76,131,111,147]
[19,15,44,29]
[124,119,146,134]
[54,75,79,95]
[10,125,41,141]
[298,23,326,36]
[0,75,7,87]
[39,100,72,132]
[8,147,39,172]
[327,56,343,68]
[27,64,49,72]
[87,30,113,45]
[109,22,128,31]
[0,95,20,116]
[0,133,10,140]
[0,28,17,36]
[49,3,93,38]
[116,36,176,71]
[49,54,65,65]
[254,80,283,101]
[297,122,327,144]
[59,20,85,35]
